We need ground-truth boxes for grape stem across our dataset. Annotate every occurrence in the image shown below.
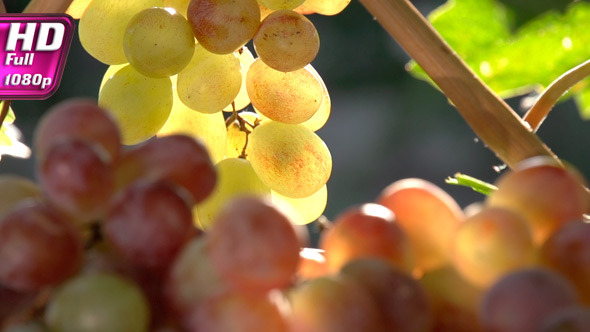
[524,59,590,132]
[358,0,560,169]
[24,0,73,13]
[446,173,498,196]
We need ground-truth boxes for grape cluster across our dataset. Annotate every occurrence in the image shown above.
[75,0,344,228]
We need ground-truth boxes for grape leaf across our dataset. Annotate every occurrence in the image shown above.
[408,0,590,118]
[0,106,31,161]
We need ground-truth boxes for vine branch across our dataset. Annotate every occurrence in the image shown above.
[358,0,560,169]
[24,0,73,13]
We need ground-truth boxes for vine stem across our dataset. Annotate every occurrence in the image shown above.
[524,60,590,132]
[358,0,560,169]
[24,0,73,13]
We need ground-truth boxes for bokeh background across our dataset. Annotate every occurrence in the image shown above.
[2,0,590,222]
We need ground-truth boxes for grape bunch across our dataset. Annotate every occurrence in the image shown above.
[74,0,346,229]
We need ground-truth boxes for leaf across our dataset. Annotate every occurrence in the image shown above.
[409,0,590,117]
[0,106,31,161]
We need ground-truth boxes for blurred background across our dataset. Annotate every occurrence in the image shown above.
[2,0,590,221]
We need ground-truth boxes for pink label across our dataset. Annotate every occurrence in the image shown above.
[0,14,74,100]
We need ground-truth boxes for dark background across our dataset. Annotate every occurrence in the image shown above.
[2,0,590,221]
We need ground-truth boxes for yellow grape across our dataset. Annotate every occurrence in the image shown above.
[225,111,260,159]
[259,3,275,19]
[0,175,42,219]
[246,59,323,124]
[302,65,331,131]
[66,0,92,19]
[79,0,163,64]
[177,45,241,113]
[223,47,256,112]
[196,158,270,229]
[259,0,305,10]
[253,10,319,72]
[158,77,227,163]
[99,65,173,145]
[296,0,351,15]
[246,121,332,198]
[123,7,195,78]
[187,0,260,54]
[99,64,127,93]
[163,0,190,16]
[271,185,327,225]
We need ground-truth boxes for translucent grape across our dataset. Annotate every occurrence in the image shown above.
[99,64,126,93]
[253,10,319,72]
[246,59,323,124]
[99,65,173,145]
[377,178,464,273]
[123,7,195,78]
[295,0,351,15]
[0,201,83,291]
[298,248,328,280]
[0,175,41,219]
[33,98,121,162]
[319,203,413,273]
[158,77,227,163]
[301,65,331,131]
[271,185,327,225]
[452,207,536,288]
[480,267,580,332]
[45,273,150,332]
[187,0,261,54]
[246,121,331,198]
[223,47,256,112]
[79,0,163,64]
[38,139,114,223]
[104,181,195,269]
[177,44,241,113]
[259,0,305,10]
[196,158,270,229]
[224,111,261,158]
[486,156,588,244]
[163,0,190,16]
[208,197,300,293]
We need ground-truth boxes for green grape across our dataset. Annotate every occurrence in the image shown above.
[302,64,331,131]
[224,111,260,158]
[157,76,227,163]
[177,44,241,113]
[223,47,256,112]
[187,0,261,54]
[0,175,41,219]
[79,0,163,64]
[124,7,195,78]
[196,158,270,229]
[45,273,150,332]
[253,10,319,72]
[258,0,305,10]
[271,184,327,225]
[99,64,126,93]
[246,121,332,198]
[246,59,323,124]
[99,65,173,145]
[163,0,190,16]
[296,0,351,15]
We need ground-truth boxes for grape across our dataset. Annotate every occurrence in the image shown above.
[207,197,300,293]
[3,321,47,332]
[480,267,580,332]
[223,47,256,112]
[319,203,413,272]
[182,291,289,332]
[123,7,195,78]
[38,139,114,223]
[177,44,241,113]
[45,273,150,332]
[33,98,121,162]
[340,258,433,332]
[298,248,328,280]
[196,158,270,229]
[253,10,319,72]
[540,221,590,304]
[271,185,327,225]
[163,0,191,16]
[164,238,230,318]
[115,135,216,204]
[0,284,36,324]
[187,0,261,54]
[301,65,331,131]
[0,175,42,219]
[246,121,332,198]
[0,201,83,291]
[104,181,195,270]
[99,65,173,145]
[259,0,305,10]
[259,2,275,19]
[295,0,351,15]
[246,59,323,124]
[225,111,261,159]
[539,306,590,332]
[451,207,536,288]
[486,156,588,244]
[99,64,127,93]
[377,178,464,273]
[158,76,227,163]
[79,0,163,64]
[289,275,385,332]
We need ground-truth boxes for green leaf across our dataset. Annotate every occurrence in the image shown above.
[409,0,590,117]
[0,105,31,161]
